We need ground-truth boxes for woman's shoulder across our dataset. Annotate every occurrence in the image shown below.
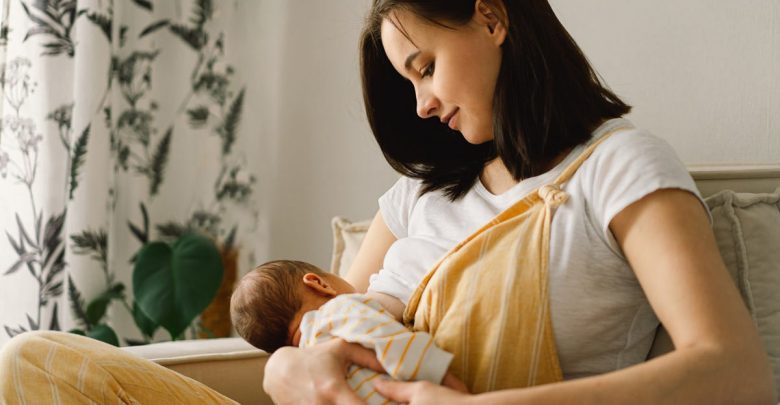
[586,121,686,176]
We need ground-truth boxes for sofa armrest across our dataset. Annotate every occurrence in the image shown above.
[122,338,273,405]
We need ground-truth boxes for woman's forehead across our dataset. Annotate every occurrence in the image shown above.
[380,11,429,73]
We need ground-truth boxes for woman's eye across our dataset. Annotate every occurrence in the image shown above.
[421,63,435,78]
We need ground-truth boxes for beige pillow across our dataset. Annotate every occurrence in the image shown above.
[705,187,780,397]
[330,216,371,276]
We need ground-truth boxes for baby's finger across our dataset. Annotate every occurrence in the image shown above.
[441,372,469,393]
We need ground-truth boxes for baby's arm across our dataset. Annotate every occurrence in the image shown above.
[364,291,405,321]
[300,294,452,384]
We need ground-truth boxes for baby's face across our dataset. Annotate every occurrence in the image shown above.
[287,299,321,347]
[287,272,356,347]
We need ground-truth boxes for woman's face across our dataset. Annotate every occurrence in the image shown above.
[380,6,506,144]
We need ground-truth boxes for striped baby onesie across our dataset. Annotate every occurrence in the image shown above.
[299,293,453,405]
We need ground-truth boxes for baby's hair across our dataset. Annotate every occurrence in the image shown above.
[230,260,328,353]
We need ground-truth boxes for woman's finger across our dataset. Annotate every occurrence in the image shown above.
[372,378,416,402]
[264,343,369,405]
[339,340,386,374]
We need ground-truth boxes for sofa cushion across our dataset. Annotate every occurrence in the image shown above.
[330,216,371,276]
[122,337,272,405]
[704,187,780,397]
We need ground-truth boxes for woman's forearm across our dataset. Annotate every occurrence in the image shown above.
[471,345,777,405]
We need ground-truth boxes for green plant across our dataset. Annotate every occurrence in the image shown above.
[68,232,223,344]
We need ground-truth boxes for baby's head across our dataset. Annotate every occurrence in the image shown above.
[230,260,355,352]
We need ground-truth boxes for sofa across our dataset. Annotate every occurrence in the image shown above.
[122,164,780,405]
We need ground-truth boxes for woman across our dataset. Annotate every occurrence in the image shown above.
[262,0,776,404]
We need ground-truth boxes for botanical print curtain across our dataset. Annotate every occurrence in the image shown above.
[0,0,260,347]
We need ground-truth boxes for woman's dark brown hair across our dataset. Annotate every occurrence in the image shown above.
[360,0,631,200]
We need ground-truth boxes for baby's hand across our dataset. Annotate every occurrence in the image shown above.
[441,371,469,393]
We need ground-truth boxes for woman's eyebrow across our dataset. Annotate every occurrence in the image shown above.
[404,51,421,71]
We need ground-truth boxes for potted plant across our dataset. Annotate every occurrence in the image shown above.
[69,207,226,345]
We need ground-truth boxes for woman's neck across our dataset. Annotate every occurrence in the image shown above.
[480,149,572,195]
[480,159,517,195]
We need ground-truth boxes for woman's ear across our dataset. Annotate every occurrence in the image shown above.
[301,273,338,297]
[475,0,508,46]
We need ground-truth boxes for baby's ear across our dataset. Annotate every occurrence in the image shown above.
[301,273,337,297]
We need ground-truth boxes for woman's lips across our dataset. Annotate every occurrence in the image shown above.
[445,108,460,130]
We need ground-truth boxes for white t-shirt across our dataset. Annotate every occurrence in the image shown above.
[367,118,708,380]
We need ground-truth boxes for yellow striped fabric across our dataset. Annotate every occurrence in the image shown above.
[403,127,628,394]
[300,294,453,405]
[0,331,238,405]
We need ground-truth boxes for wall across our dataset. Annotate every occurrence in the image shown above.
[244,1,780,269]
[238,1,399,270]
[550,0,780,164]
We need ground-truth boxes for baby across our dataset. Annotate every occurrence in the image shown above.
[230,260,455,404]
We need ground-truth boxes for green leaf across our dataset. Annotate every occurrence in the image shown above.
[67,274,90,329]
[133,233,223,339]
[155,221,188,242]
[49,302,60,330]
[192,0,213,27]
[68,328,86,336]
[169,24,207,50]
[149,127,172,196]
[23,25,58,41]
[84,12,111,41]
[85,283,126,325]
[15,213,36,250]
[26,314,38,330]
[132,301,158,338]
[87,324,119,346]
[132,0,153,11]
[219,88,244,155]
[140,203,149,236]
[20,2,51,32]
[127,221,147,244]
[4,257,29,276]
[69,125,90,199]
[187,106,209,128]
[127,203,150,244]
[5,230,23,255]
[119,25,128,48]
[140,19,169,37]
[70,228,108,267]
[4,325,27,338]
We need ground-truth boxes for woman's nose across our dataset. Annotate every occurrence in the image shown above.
[416,89,440,119]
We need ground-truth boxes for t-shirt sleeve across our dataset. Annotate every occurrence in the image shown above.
[378,176,423,239]
[582,130,712,257]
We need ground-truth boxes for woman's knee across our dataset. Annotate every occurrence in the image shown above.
[0,331,67,367]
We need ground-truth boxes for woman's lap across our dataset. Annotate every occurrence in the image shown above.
[0,330,237,405]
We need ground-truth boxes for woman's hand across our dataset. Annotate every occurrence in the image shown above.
[263,339,385,405]
[373,378,472,405]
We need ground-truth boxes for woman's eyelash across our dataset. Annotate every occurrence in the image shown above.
[421,63,435,78]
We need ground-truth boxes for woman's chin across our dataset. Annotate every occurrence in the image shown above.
[460,131,494,145]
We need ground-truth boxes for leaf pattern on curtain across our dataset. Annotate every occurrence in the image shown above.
[0,0,260,346]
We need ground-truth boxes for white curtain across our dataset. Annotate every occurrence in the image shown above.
[0,0,262,347]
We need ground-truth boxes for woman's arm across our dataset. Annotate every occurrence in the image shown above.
[344,210,396,292]
[375,189,777,405]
